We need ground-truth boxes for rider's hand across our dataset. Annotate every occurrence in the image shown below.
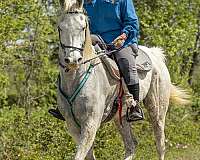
[112,33,127,49]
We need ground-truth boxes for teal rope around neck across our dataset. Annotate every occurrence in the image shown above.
[58,64,94,128]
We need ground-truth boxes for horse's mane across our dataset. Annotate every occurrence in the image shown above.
[83,21,95,60]
[63,0,82,12]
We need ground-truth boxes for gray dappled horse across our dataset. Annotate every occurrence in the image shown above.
[56,0,190,160]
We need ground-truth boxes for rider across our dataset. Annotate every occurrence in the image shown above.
[49,0,144,122]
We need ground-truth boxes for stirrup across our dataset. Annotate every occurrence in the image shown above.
[126,106,144,122]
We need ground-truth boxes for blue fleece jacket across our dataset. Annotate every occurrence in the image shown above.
[84,0,139,46]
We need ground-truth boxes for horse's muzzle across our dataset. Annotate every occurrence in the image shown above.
[64,57,83,64]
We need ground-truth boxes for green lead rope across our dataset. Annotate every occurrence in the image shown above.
[58,64,94,128]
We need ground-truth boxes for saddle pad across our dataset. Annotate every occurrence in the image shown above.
[136,47,152,71]
[99,47,152,80]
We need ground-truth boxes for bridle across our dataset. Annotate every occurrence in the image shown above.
[58,11,87,71]
[58,26,84,53]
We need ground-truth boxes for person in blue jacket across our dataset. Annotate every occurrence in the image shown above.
[49,0,144,122]
[84,0,144,122]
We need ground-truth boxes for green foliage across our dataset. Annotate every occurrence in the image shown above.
[0,73,9,107]
[0,107,76,160]
[0,106,200,159]
[0,0,59,109]
[135,0,200,84]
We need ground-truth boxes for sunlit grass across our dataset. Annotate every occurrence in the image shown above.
[0,105,199,160]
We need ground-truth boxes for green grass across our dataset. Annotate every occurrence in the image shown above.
[0,105,199,160]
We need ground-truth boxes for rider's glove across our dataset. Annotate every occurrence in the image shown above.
[112,33,127,49]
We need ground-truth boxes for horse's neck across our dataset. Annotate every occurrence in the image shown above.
[60,64,88,94]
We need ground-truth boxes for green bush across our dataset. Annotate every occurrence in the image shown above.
[0,106,200,160]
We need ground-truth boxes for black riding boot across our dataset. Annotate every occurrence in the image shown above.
[48,108,65,121]
[126,84,144,122]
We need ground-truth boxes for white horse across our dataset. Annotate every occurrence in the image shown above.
[56,1,190,160]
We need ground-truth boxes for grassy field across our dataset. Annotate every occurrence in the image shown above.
[0,105,199,160]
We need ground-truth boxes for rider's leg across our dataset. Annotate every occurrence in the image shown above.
[114,45,144,122]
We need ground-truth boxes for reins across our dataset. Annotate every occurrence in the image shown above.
[81,49,117,64]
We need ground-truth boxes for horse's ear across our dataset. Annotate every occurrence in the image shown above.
[59,0,65,8]
[77,0,84,9]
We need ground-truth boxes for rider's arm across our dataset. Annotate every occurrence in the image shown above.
[120,0,139,43]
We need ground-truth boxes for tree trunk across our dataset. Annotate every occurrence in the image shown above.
[188,11,200,85]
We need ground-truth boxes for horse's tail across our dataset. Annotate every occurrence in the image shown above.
[170,84,191,105]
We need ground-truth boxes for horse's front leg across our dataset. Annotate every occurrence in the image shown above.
[63,117,96,160]
[74,110,102,160]
[58,93,97,160]
[114,116,138,160]
[66,123,96,160]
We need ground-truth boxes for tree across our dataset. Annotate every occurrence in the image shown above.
[0,0,59,109]
[189,11,200,90]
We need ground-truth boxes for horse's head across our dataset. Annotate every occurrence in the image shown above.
[58,0,92,70]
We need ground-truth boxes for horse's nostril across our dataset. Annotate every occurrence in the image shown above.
[78,57,83,62]
[65,58,70,63]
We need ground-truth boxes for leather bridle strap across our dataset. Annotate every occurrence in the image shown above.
[57,26,84,52]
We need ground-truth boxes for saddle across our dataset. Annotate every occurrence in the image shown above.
[95,45,152,80]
